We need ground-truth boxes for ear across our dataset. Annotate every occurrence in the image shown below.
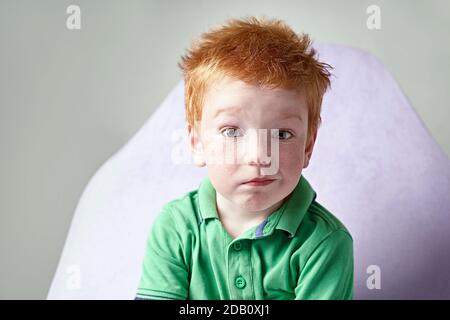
[303,129,318,169]
[187,123,206,167]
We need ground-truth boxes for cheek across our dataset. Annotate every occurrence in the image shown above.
[207,163,235,178]
[279,144,305,172]
[206,164,237,196]
[203,138,238,179]
[202,135,226,163]
[203,136,245,165]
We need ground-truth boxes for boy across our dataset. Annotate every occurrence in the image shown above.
[136,16,353,300]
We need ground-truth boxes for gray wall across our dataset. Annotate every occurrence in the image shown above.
[0,0,449,299]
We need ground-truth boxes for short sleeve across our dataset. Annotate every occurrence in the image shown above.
[136,205,189,300]
[295,229,354,300]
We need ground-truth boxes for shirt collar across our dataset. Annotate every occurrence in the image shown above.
[197,175,317,237]
[197,176,219,221]
[274,175,317,237]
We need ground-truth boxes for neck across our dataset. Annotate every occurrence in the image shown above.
[215,191,285,230]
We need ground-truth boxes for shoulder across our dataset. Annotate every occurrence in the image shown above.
[146,188,201,269]
[152,188,201,234]
[295,199,353,264]
[307,200,353,240]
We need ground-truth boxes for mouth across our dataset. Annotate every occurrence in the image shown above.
[241,178,277,187]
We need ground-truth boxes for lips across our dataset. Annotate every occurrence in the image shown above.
[242,177,276,187]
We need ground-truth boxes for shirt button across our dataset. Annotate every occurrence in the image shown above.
[233,241,242,251]
[235,276,246,289]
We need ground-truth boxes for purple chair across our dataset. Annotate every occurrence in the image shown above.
[48,44,450,299]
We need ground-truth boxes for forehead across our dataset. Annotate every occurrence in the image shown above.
[203,76,307,119]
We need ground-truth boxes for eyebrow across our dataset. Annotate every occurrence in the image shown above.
[213,106,243,119]
[278,112,303,122]
[213,106,303,122]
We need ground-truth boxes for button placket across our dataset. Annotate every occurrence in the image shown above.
[227,239,250,298]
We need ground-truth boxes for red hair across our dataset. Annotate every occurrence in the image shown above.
[178,16,332,140]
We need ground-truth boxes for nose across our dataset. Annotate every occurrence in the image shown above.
[243,128,272,167]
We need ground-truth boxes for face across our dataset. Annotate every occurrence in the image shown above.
[188,76,317,214]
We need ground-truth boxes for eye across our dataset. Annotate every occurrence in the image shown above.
[272,130,293,140]
[220,127,243,138]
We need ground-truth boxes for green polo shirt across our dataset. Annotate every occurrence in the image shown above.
[136,175,353,300]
